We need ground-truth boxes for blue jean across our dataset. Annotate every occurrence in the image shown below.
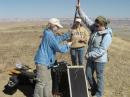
[86,60,106,97]
[70,47,85,65]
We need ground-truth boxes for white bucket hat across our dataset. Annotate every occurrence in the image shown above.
[49,18,63,28]
[75,18,82,23]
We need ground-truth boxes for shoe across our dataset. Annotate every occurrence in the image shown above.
[91,90,96,96]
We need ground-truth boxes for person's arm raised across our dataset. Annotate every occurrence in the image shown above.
[76,4,94,28]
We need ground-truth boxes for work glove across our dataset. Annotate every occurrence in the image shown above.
[85,53,89,59]
[67,42,72,47]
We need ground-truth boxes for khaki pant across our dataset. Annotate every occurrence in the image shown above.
[33,65,52,97]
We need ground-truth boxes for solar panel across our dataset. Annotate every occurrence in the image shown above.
[67,66,89,97]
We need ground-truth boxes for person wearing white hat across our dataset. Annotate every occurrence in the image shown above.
[75,18,82,23]
[48,18,63,28]
[69,17,89,66]
[34,18,72,97]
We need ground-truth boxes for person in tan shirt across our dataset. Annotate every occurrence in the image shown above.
[69,17,89,65]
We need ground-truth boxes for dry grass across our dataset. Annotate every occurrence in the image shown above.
[0,21,130,97]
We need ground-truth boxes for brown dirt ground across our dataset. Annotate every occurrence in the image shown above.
[0,21,130,97]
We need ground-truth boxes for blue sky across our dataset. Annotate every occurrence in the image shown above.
[0,0,130,19]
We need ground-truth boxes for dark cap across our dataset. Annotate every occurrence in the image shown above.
[95,16,110,26]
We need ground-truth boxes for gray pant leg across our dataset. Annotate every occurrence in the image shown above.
[33,65,52,97]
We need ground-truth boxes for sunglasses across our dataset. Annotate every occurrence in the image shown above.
[95,24,100,28]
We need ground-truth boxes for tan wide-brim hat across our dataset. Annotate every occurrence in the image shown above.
[49,18,63,28]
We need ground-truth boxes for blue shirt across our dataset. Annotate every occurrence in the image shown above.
[34,29,70,66]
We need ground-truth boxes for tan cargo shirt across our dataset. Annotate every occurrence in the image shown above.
[70,26,89,48]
